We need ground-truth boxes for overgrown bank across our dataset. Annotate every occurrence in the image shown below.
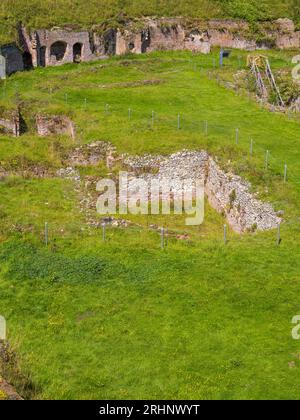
[1,50,300,399]
[0,0,299,45]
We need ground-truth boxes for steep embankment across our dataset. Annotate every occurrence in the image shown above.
[0,0,299,45]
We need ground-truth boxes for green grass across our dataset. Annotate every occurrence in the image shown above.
[1,230,300,399]
[1,49,300,399]
[0,0,298,45]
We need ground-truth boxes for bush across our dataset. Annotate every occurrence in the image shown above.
[272,71,300,105]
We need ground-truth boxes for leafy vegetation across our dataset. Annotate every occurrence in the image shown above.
[220,0,292,22]
[244,67,300,106]
[1,49,300,399]
[292,0,300,25]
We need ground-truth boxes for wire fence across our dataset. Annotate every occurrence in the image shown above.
[3,105,299,248]
[64,98,300,187]
[2,212,298,253]
[55,67,300,162]
[44,219,299,249]
[2,55,299,249]
[35,93,300,246]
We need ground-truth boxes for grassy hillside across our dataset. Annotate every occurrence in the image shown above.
[0,0,298,45]
[1,49,300,399]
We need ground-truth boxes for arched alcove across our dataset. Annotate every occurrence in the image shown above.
[50,41,67,62]
[73,43,83,63]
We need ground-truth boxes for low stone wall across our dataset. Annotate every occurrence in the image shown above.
[0,110,20,137]
[67,141,116,166]
[124,150,281,233]
[205,157,280,232]
[105,17,300,56]
[36,115,75,139]
[60,144,281,233]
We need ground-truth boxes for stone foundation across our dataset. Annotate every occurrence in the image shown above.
[67,141,116,166]
[205,157,280,232]
[36,115,75,139]
[0,110,20,137]
[61,144,281,233]
[124,150,281,233]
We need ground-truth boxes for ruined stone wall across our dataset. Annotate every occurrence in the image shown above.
[34,29,94,67]
[207,18,300,50]
[0,44,24,75]
[273,18,300,49]
[207,20,257,50]
[18,25,37,67]
[57,143,281,233]
[116,30,142,55]
[115,19,211,55]
[102,17,300,56]
[205,157,280,232]
[4,17,300,72]
[36,115,75,139]
[0,110,20,137]
[124,150,281,233]
[145,20,187,52]
[93,29,117,56]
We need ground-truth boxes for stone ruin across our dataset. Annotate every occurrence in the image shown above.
[0,108,76,139]
[62,142,281,233]
[67,141,116,166]
[18,20,211,69]
[0,18,298,76]
[112,19,211,55]
[19,27,94,68]
[0,109,21,137]
[36,115,76,139]
[123,150,281,233]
